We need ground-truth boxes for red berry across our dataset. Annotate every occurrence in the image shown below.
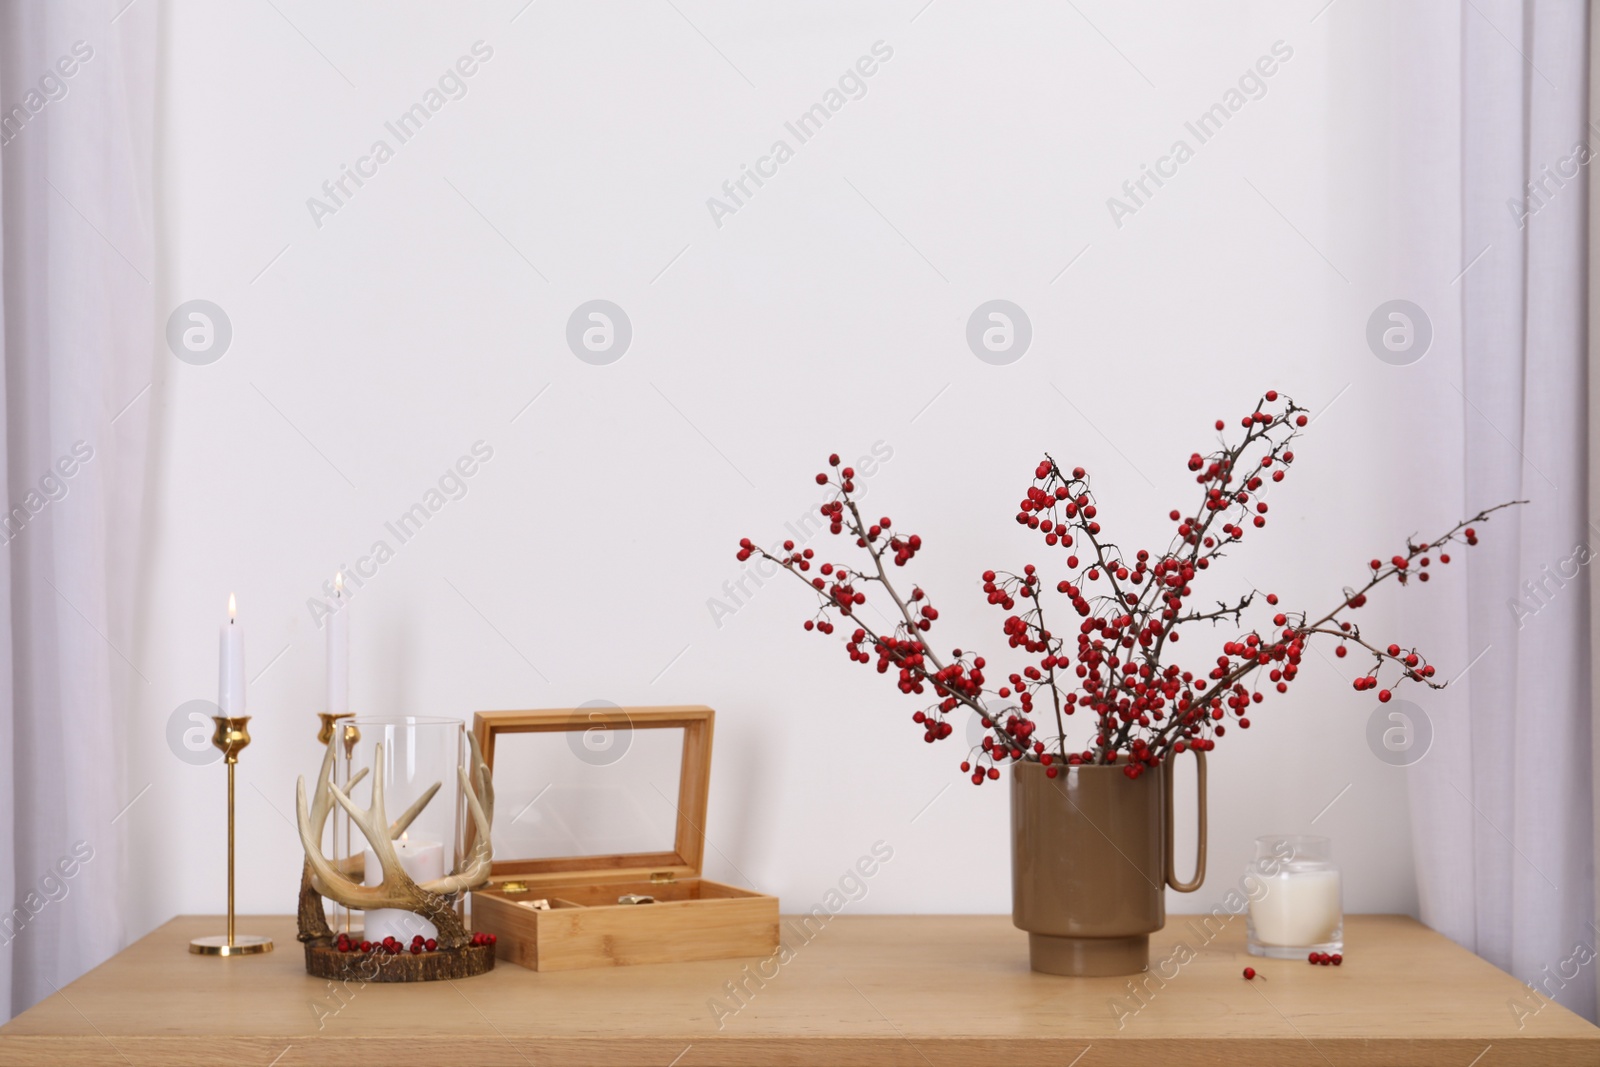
[1265,390,1279,401]
[1331,953,1342,965]
[1378,689,1392,703]
[815,473,828,485]
[425,938,438,951]
[1243,966,1256,979]
[1308,953,1318,964]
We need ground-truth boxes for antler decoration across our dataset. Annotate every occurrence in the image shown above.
[295,735,436,942]
[295,732,494,950]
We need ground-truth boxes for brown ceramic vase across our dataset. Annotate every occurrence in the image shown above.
[1010,750,1207,976]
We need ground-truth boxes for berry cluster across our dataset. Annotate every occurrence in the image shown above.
[739,393,1518,785]
[332,931,495,955]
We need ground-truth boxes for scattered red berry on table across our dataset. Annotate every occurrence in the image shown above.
[1243,966,1256,979]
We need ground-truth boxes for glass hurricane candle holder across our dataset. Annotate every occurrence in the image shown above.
[341,716,467,946]
[1246,834,1343,958]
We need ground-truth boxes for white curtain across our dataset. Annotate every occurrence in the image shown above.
[1406,0,1597,1023]
[1591,0,1600,1029]
[0,0,155,1019]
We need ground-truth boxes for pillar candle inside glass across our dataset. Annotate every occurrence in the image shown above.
[362,837,445,943]
[1246,834,1343,958]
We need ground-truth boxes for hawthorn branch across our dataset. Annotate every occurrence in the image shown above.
[742,398,1524,779]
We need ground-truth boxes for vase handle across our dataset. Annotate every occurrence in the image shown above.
[1164,747,1207,892]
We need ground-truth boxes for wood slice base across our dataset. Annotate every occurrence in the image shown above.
[303,942,494,982]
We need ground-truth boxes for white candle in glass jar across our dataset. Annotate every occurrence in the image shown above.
[360,836,445,944]
[1249,868,1342,946]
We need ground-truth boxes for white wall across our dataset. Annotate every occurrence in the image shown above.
[132,0,1476,933]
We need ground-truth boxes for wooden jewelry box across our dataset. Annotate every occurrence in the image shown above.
[468,705,779,971]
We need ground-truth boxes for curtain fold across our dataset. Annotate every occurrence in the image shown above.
[0,0,155,1019]
[1589,0,1600,1028]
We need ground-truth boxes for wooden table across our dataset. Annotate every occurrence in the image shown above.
[2,914,1596,1065]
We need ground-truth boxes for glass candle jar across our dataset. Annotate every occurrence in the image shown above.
[1246,834,1343,958]
[340,716,468,945]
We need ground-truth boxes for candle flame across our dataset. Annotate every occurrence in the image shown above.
[335,571,344,596]
[228,592,237,622]
[400,830,408,842]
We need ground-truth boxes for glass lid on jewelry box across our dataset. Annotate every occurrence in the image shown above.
[472,703,716,884]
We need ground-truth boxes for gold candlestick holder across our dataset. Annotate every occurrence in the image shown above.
[315,711,355,748]
[190,716,274,957]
